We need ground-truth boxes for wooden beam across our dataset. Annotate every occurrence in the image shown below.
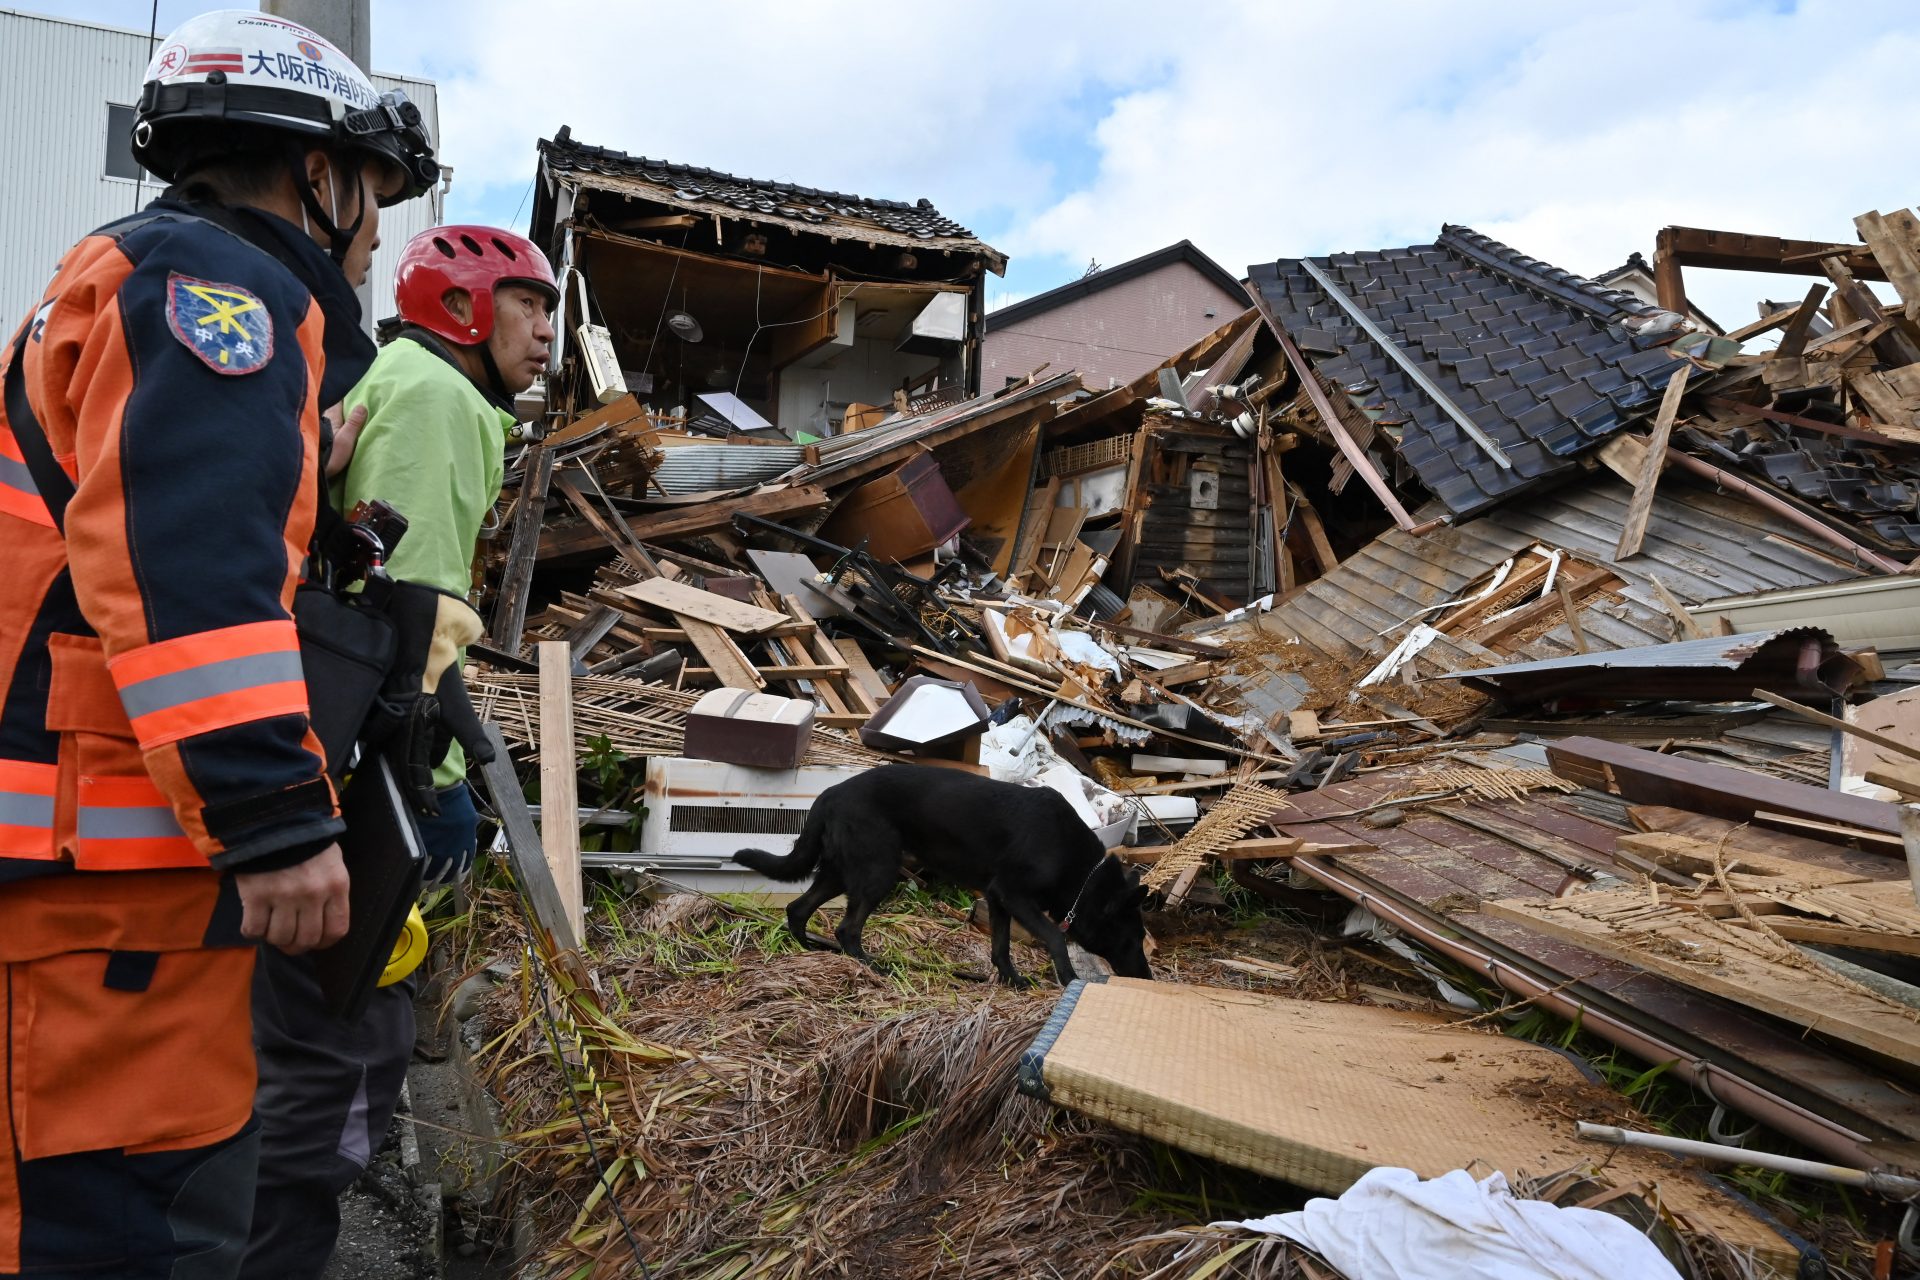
[1819,253,1920,366]
[615,485,828,544]
[1547,735,1903,837]
[1556,581,1589,653]
[536,642,585,942]
[1751,689,1920,769]
[1722,304,1804,344]
[1655,225,1888,280]
[1855,211,1920,317]
[1771,283,1829,361]
[474,723,585,971]
[1614,367,1690,559]
[551,470,660,580]
[677,616,764,690]
[1266,324,1417,530]
[616,577,789,634]
[1645,573,1707,641]
[490,444,554,648]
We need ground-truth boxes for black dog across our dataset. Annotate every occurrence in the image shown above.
[734,764,1151,986]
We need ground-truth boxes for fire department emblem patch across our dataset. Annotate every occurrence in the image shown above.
[165,273,274,375]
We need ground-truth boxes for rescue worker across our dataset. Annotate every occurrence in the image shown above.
[0,10,435,1276]
[243,227,557,1275]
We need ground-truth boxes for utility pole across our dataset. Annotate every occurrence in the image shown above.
[261,0,369,67]
[261,0,374,325]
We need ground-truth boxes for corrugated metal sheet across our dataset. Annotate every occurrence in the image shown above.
[1438,628,1826,679]
[1433,627,1857,702]
[650,444,805,496]
[1692,575,1920,650]
[0,9,440,325]
[1205,477,1865,706]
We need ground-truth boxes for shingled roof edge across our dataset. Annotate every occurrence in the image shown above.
[1438,224,1664,322]
[537,134,986,242]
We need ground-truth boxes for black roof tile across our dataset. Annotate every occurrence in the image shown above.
[1251,225,1695,515]
[538,131,1000,261]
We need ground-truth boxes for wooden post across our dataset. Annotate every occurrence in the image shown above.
[490,444,555,649]
[537,641,584,941]
[1652,228,1687,315]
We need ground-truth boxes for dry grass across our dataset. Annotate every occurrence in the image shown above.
[462,887,1819,1280]
[471,889,1311,1279]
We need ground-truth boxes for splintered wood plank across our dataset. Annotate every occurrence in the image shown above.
[1614,367,1689,560]
[676,615,764,690]
[616,577,788,634]
[833,638,892,705]
[474,724,583,967]
[1771,282,1830,361]
[1483,895,1920,1063]
[1856,210,1920,315]
[1614,832,1870,887]
[536,642,584,941]
[1550,737,1903,836]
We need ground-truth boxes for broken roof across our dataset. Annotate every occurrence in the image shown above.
[986,241,1250,331]
[538,128,1008,273]
[1248,225,1691,515]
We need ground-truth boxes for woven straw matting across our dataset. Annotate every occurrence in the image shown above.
[1032,979,1794,1269]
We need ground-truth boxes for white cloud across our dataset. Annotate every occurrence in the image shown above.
[997,0,1920,329]
[379,0,1174,239]
[331,0,1920,330]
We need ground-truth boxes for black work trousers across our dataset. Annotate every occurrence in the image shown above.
[236,948,414,1280]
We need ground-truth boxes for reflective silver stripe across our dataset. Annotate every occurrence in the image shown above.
[0,452,40,495]
[0,792,54,827]
[116,650,307,720]
[77,805,187,840]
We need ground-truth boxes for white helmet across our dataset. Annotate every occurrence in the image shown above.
[133,9,437,206]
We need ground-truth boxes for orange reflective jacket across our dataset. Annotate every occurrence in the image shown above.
[0,207,343,952]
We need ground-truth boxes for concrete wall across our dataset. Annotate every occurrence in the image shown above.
[0,8,442,330]
[983,260,1246,391]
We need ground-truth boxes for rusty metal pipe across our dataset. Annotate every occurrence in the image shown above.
[1292,856,1882,1168]
[1662,447,1909,575]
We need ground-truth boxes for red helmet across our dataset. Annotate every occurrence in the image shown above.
[394,226,559,346]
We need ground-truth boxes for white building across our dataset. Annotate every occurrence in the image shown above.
[0,6,443,325]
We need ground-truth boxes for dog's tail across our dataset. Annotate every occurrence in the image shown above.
[733,821,823,881]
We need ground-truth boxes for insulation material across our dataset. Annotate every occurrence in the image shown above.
[1018,979,1799,1270]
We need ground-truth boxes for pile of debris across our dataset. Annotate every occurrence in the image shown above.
[439,198,1920,1279]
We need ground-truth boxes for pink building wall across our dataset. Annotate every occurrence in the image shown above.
[983,260,1249,391]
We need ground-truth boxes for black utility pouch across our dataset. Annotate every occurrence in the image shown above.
[294,582,398,783]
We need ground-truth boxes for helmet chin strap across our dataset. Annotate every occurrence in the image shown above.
[475,339,514,403]
[292,148,366,268]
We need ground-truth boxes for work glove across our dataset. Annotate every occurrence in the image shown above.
[416,782,480,889]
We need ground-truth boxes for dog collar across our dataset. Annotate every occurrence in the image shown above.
[1059,856,1107,932]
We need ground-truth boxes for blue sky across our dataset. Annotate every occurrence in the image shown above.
[30,0,1920,327]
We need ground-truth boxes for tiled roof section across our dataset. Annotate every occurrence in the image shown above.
[1593,250,1653,285]
[540,132,1002,263]
[1249,225,1688,515]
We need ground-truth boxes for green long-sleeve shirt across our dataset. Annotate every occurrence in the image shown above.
[335,333,514,785]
